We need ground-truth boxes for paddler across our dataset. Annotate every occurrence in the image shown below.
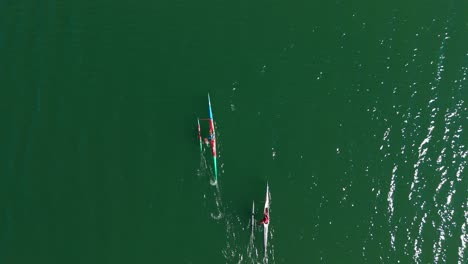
[204,132,215,146]
[259,208,269,225]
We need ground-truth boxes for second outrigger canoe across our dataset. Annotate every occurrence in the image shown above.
[263,184,271,257]
[251,201,255,237]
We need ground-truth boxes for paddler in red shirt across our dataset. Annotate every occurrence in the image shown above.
[259,208,269,225]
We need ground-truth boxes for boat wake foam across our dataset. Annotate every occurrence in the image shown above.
[247,220,260,263]
[210,178,217,186]
[197,155,208,178]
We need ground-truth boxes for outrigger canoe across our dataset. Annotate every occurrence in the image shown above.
[207,94,218,182]
[197,94,218,183]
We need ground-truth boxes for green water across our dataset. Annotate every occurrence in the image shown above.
[1,0,467,263]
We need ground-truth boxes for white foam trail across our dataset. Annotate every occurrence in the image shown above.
[431,57,467,264]
[197,154,208,178]
[387,165,398,217]
[246,201,259,263]
[222,212,250,264]
[409,124,434,201]
[210,178,217,186]
[408,26,449,202]
[458,203,467,264]
[387,164,398,252]
[210,182,224,219]
[413,211,427,263]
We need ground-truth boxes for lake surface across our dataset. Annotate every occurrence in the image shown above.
[1,0,467,263]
